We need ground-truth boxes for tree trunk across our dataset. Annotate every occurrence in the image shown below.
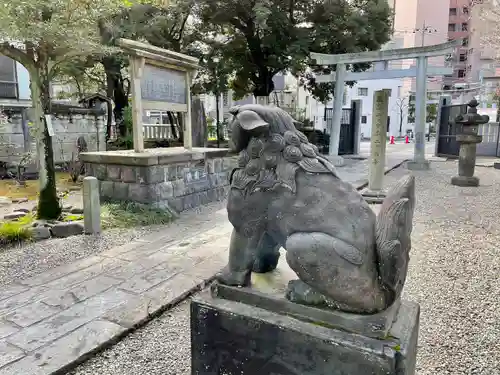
[252,68,275,101]
[31,68,61,220]
[167,112,177,139]
[102,57,128,137]
[177,112,184,143]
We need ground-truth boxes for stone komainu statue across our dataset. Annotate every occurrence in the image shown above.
[218,104,415,314]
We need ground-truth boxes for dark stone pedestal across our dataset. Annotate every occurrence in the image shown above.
[191,283,420,375]
[451,175,479,187]
[494,163,500,170]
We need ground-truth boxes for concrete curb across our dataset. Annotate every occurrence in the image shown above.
[355,159,410,191]
[56,160,411,375]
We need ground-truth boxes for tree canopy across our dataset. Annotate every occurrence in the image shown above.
[194,0,392,101]
[0,0,128,219]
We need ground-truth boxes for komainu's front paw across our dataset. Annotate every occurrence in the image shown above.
[216,266,251,287]
[252,252,280,274]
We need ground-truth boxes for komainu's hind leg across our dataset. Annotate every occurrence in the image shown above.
[252,232,281,274]
[284,232,387,314]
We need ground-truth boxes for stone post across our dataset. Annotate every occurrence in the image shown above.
[407,56,430,170]
[329,63,347,166]
[83,176,101,234]
[362,89,390,204]
[451,99,489,187]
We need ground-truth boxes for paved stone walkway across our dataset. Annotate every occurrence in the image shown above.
[0,210,233,375]
[0,155,410,375]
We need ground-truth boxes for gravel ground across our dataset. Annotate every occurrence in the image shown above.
[69,162,500,375]
[0,200,227,286]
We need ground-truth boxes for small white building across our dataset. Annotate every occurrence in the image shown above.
[345,80,404,138]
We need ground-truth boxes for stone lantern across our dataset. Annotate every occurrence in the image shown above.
[451,99,489,187]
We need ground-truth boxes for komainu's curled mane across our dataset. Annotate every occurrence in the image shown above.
[228,105,338,196]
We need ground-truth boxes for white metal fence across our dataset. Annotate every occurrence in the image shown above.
[477,122,500,157]
[143,124,179,140]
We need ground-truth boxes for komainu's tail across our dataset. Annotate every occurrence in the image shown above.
[375,174,416,304]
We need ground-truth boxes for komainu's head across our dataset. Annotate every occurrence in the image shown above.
[227,104,338,196]
[227,104,299,152]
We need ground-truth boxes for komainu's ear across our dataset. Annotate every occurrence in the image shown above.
[236,110,269,131]
[229,106,241,116]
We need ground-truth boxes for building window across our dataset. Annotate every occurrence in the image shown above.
[222,92,229,106]
[448,23,456,32]
[386,89,392,96]
[449,8,457,16]
[0,55,17,99]
[357,87,368,96]
[462,37,469,47]
[342,89,347,105]
[462,23,468,31]
[361,116,367,124]
[459,53,467,62]
[458,69,466,78]
[305,96,309,105]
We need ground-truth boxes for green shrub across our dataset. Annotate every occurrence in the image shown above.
[0,214,34,245]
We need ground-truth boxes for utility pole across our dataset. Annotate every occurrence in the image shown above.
[415,22,437,47]
[421,21,426,47]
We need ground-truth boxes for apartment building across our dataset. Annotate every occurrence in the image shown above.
[444,0,472,89]
[392,0,449,94]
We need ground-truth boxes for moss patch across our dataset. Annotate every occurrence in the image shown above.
[0,214,34,245]
[100,202,173,229]
[63,214,84,222]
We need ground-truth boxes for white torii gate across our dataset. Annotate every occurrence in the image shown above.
[311,40,461,169]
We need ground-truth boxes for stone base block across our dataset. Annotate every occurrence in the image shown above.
[191,283,420,375]
[81,147,236,213]
[361,189,386,204]
[406,160,430,171]
[494,163,500,170]
[451,175,479,187]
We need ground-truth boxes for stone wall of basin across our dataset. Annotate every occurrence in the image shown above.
[83,150,236,213]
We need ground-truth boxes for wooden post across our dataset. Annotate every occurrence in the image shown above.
[129,56,145,153]
[184,71,193,150]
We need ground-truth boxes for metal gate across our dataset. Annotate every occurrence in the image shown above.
[436,104,467,157]
[324,104,356,155]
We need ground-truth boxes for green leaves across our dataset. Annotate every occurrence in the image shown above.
[194,0,392,100]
